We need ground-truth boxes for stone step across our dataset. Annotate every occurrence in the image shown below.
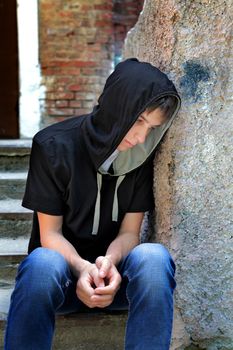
[0,237,28,287]
[0,286,127,350]
[0,139,31,171]
[0,199,33,238]
[0,172,27,200]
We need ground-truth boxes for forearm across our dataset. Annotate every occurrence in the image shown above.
[41,233,89,278]
[38,212,90,277]
[105,231,139,266]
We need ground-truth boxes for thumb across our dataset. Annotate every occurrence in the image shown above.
[92,267,105,288]
[96,256,112,278]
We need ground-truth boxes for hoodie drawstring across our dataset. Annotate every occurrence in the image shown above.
[112,175,125,222]
[92,173,125,235]
[92,172,102,235]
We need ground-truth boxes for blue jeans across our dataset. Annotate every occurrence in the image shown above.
[4,243,176,350]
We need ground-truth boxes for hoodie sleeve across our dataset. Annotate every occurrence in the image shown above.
[22,139,65,215]
[127,158,154,213]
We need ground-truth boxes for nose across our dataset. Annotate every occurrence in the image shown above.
[135,128,148,144]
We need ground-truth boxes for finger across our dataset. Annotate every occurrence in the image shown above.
[90,294,113,308]
[94,283,119,296]
[92,267,105,288]
[95,269,121,294]
[94,276,121,295]
[76,282,94,305]
[77,278,94,296]
[97,257,112,278]
[95,256,104,268]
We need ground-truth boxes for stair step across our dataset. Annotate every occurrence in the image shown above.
[0,139,31,171]
[0,172,27,200]
[0,237,28,287]
[0,237,28,256]
[0,200,33,238]
[0,286,127,350]
[0,287,11,320]
[53,312,126,350]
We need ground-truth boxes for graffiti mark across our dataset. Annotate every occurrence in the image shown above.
[179,60,211,102]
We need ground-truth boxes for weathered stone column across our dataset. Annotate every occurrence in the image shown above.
[124,1,233,348]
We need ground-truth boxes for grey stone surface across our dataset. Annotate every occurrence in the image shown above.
[0,139,32,153]
[0,172,27,200]
[0,139,31,171]
[0,199,33,238]
[0,237,28,255]
[124,1,233,349]
[0,199,31,214]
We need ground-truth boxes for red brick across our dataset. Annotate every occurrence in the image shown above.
[81,84,99,92]
[72,76,99,84]
[48,108,74,116]
[75,92,96,100]
[46,92,74,100]
[58,11,74,18]
[68,84,83,91]
[43,60,98,68]
[44,100,56,108]
[73,108,90,116]
[55,100,69,107]
[95,20,111,27]
[42,67,58,76]
[41,3,54,11]
[55,68,82,76]
[56,77,72,84]
[81,4,93,11]
[81,68,95,75]
[69,100,82,108]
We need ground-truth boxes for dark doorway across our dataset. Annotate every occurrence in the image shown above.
[0,0,19,138]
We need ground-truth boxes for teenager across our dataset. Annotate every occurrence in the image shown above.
[5,58,181,350]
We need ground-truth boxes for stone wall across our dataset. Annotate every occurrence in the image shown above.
[124,1,233,349]
[39,0,143,127]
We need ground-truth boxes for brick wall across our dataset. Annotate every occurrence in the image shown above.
[113,0,144,64]
[39,0,143,127]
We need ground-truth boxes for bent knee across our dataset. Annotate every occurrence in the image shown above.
[129,243,175,273]
[127,244,176,289]
[132,243,172,260]
[18,248,68,280]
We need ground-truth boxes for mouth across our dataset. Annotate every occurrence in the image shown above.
[125,140,135,148]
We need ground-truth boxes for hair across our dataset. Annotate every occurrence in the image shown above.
[146,96,178,120]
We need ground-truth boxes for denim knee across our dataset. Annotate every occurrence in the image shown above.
[123,243,176,289]
[15,248,71,301]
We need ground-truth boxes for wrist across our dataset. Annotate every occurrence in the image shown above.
[70,255,91,277]
[105,253,121,266]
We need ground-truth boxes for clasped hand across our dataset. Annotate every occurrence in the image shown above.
[76,256,122,308]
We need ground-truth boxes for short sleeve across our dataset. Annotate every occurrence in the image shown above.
[127,158,154,213]
[22,139,65,215]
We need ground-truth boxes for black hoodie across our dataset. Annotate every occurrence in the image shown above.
[23,58,181,260]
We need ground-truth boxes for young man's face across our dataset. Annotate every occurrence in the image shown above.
[117,108,166,151]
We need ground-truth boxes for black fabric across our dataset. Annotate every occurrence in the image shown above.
[22,58,180,260]
[82,58,181,170]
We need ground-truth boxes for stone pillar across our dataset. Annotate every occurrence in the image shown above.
[124,1,233,348]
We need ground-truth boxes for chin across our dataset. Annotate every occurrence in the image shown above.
[117,145,127,152]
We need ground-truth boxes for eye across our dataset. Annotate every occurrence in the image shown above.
[137,117,144,124]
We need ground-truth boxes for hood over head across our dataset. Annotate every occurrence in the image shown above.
[82,58,181,175]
